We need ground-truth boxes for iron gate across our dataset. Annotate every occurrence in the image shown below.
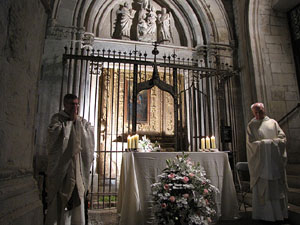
[61,42,237,209]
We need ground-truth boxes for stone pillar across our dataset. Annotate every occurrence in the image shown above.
[0,0,48,224]
[235,0,300,163]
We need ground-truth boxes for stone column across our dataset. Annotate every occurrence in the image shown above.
[0,0,47,224]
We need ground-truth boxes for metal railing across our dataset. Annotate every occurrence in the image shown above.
[61,43,238,209]
[278,103,300,125]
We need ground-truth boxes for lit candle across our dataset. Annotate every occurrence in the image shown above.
[211,136,216,149]
[127,135,131,149]
[136,134,139,149]
[131,135,136,149]
[206,136,210,149]
[201,138,205,149]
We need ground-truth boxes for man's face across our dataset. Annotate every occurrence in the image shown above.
[64,98,79,115]
[251,106,265,120]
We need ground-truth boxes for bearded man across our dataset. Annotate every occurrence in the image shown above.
[246,102,288,222]
[45,94,94,225]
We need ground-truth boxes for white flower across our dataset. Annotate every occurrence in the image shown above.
[151,153,219,225]
[139,135,161,152]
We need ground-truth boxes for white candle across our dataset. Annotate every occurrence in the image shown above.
[127,135,131,149]
[201,138,205,150]
[211,136,216,149]
[136,134,139,149]
[206,136,210,149]
[132,135,136,149]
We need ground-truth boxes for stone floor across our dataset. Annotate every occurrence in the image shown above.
[87,207,292,225]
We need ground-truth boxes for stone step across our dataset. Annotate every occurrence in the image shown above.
[239,193,300,224]
[288,175,300,189]
[288,188,300,206]
[288,152,300,164]
[288,203,300,225]
[286,164,300,176]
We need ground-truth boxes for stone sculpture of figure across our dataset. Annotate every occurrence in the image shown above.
[139,0,149,10]
[157,8,171,43]
[246,103,288,222]
[145,6,157,40]
[137,5,148,41]
[118,2,134,39]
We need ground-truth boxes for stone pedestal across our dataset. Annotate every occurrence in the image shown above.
[0,170,43,225]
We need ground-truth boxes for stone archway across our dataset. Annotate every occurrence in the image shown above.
[50,0,234,47]
[36,0,241,212]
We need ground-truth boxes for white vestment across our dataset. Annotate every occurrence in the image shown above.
[45,111,94,225]
[246,116,288,221]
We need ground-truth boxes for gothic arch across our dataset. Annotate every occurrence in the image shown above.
[50,0,234,48]
[248,0,270,107]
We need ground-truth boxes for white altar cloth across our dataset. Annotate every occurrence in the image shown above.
[117,152,239,225]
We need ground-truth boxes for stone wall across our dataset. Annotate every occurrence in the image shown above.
[235,0,300,163]
[0,0,48,224]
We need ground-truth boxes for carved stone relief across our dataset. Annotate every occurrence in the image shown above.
[81,32,95,49]
[112,0,173,44]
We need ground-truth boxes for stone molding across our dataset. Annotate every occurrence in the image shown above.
[46,23,85,40]
[0,172,43,225]
[50,0,232,48]
[248,0,270,107]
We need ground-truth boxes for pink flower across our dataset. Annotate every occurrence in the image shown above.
[203,189,209,194]
[186,158,194,165]
[169,196,176,202]
[183,193,189,199]
[189,173,195,178]
[207,217,212,223]
[161,203,167,208]
[182,176,189,183]
[164,184,169,190]
[168,173,175,179]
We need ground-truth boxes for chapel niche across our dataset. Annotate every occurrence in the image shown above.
[105,0,183,46]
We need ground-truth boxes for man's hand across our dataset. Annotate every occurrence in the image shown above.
[64,98,79,121]
[69,112,78,122]
[261,139,272,144]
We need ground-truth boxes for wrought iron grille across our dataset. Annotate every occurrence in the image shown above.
[61,42,237,209]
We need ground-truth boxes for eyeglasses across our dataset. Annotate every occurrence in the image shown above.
[66,102,80,106]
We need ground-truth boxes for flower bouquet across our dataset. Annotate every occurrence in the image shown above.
[151,153,219,225]
[139,135,161,152]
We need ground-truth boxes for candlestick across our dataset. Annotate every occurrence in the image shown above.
[201,138,205,149]
[211,136,216,149]
[206,136,210,149]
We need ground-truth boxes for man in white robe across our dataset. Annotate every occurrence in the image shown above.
[246,102,288,222]
[45,94,94,225]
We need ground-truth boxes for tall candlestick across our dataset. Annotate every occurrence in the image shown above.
[211,136,216,149]
[206,136,210,149]
[201,138,205,149]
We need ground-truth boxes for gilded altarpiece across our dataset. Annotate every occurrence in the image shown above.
[96,68,185,176]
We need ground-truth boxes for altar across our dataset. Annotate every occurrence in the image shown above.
[117,152,239,225]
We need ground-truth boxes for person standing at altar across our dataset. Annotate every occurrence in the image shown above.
[246,102,288,222]
[45,94,94,225]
